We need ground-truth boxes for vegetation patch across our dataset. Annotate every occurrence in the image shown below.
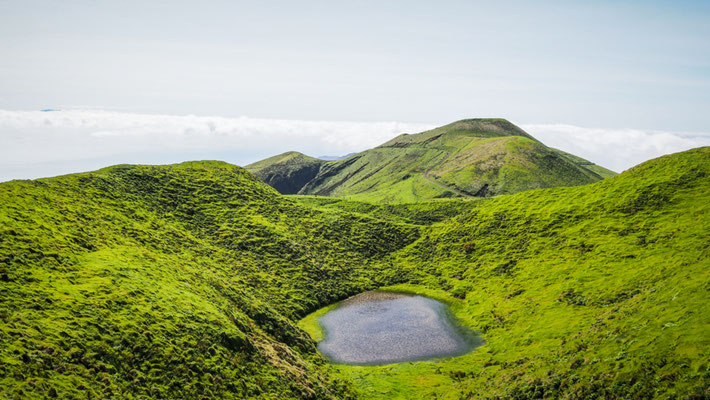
[2,147,708,399]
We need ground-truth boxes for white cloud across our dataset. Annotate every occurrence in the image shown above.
[520,123,710,172]
[1,109,708,182]
[0,109,435,181]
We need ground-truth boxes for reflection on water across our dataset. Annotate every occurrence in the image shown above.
[318,291,483,365]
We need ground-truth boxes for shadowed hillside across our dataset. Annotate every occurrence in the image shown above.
[245,152,326,195]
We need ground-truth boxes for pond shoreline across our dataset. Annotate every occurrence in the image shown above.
[311,289,483,365]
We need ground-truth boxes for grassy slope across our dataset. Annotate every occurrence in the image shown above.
[323,147,710,399]
[0,161,420,399]
[294,119,615,202]
[245,152,326,195]
[287,195,479,226]
[551,148,617,179]
[2,147,707,399]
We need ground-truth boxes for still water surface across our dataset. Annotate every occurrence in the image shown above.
[318,291,483,365]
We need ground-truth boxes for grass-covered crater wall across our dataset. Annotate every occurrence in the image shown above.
[2,147,709,399]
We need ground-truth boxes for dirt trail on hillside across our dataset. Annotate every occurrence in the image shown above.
[423,152,472,198]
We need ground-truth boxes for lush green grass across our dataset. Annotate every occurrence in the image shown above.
[0,161,418,399]
[1,147,708,399]
[247,119,616,202]
[318,147,710,399]
[287,195,478,226]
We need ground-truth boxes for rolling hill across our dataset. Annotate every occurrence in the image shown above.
[0,161,418,399]
[312,146,710,399]
[245,152,326,195]
[246,119,616,202]
[1,147,708,399]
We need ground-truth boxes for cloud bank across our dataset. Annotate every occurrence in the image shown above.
[520,124,710,173]
[0,109,435,181]
[1,109,708,182]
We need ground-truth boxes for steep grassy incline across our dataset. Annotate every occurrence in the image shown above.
[245,152,326,194]
[0,161,419,399]
[251,119,615,203]
[329,147,710,399]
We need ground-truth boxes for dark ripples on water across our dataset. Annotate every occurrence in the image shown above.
[317,291,483,365]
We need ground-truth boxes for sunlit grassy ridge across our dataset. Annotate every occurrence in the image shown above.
[0,161,419,399]
[1,148,708,399]
[247,119,616,202]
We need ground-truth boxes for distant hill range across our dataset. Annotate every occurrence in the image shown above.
[245,118,616,202]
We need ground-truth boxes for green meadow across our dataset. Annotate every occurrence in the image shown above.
[2,147,709,398]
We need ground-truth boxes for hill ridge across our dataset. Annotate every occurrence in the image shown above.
[247,118,616,202]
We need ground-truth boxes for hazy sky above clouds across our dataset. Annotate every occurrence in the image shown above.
[1,1,709,181]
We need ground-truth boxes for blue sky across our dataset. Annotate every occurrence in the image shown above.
[1,1,709,180]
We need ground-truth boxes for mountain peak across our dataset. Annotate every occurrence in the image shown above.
[445,118,533,138]
[247,118,615,201]
[424,118,536,141]
[379,118,536,150]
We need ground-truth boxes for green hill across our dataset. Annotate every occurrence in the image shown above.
[2,148,708,399]
[0,161,418,399]
[247,119,617,202]
[305,147,710,399]
[245,152,326,194]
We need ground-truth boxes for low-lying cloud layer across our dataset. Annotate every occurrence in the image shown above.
[0,109,435,181]
[1,109,708,182]
[522,124,710,173]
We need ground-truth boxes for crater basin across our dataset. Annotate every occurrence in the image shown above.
[317,290,483,365]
